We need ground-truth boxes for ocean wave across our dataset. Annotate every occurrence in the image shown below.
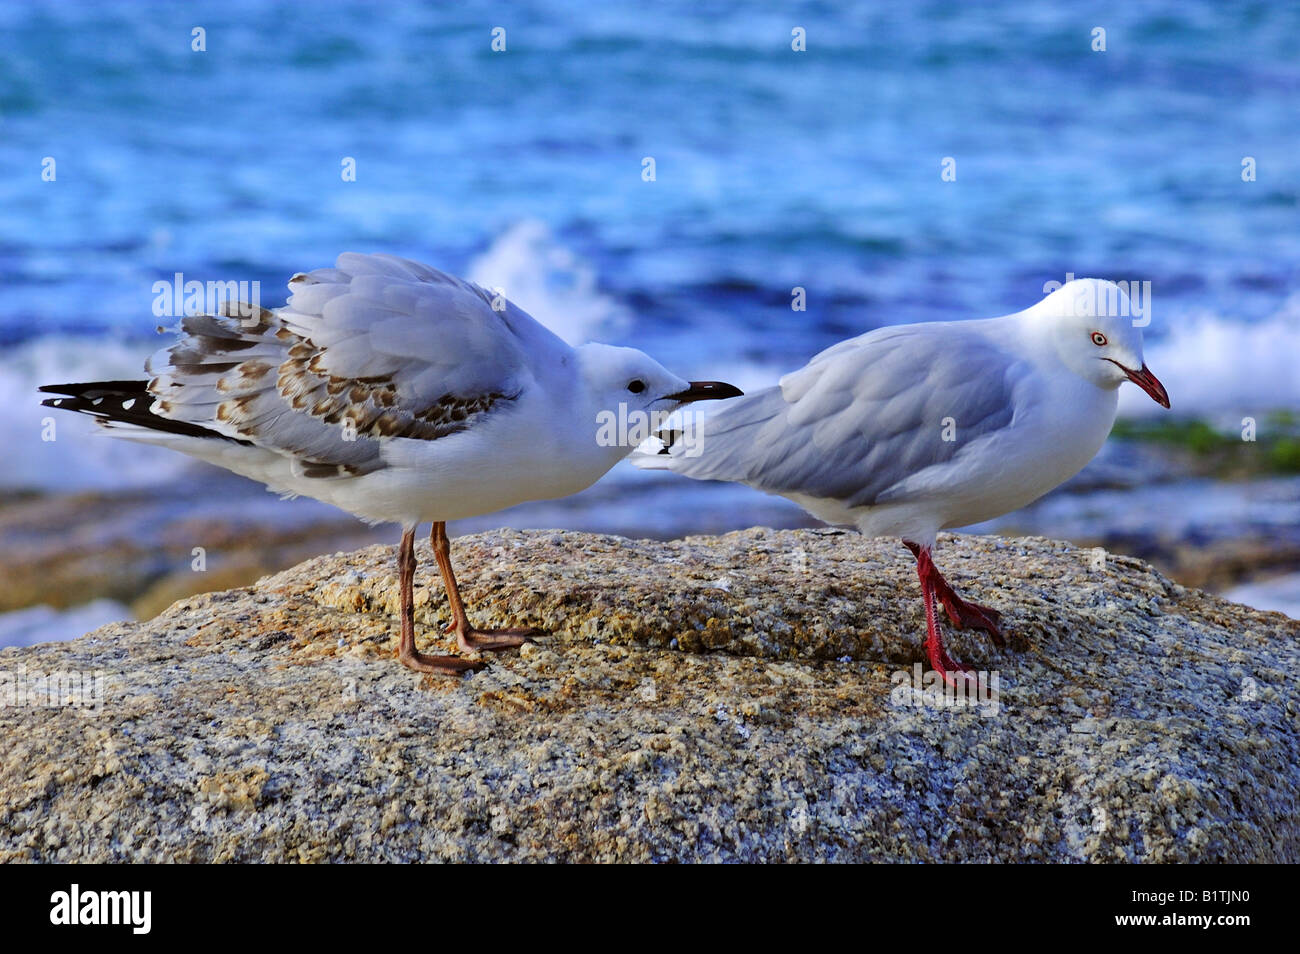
[1,335,196,491]
[467,219,629,345]
[1118,293,1300,420]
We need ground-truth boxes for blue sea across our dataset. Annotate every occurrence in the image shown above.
[1,0,1298,639]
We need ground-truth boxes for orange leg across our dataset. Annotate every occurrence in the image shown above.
[431,521,542,653]
[393,527,484,675]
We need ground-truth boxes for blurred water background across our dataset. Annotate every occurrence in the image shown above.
[1,0,1298,643]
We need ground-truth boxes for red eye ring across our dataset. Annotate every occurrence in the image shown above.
[1091,332,1108,346]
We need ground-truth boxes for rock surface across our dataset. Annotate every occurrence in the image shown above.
[1,528,1296,862]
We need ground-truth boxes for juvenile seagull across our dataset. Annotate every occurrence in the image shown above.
[41,253,741,675]
[636,279,1170,685]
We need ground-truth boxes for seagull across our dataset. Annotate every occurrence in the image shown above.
[41,252,742,675]
[635,278,1170,685]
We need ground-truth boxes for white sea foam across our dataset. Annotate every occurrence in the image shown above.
[467,219,630,346]
[1119,294,1300,420]
[1,335,194,491]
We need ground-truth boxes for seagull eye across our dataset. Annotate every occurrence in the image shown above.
[627,379,646,394]
[1091,332,1108,346]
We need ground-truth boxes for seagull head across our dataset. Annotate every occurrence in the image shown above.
[1038,279,1171,409]
[574,343,743,461]
[577,343,743,413]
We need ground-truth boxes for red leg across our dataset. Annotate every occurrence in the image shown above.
[909,540,977,691]
[903,541,1004,646]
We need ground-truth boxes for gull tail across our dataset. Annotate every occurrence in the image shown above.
[629,385,786,480]
[626,429,684,471]
[38,380,245,444]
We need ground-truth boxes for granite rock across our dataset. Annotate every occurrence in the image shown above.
[1,528,1296,862]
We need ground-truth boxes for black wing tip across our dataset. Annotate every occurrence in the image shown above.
[39,394,103,412]
[38,379,248,445]
[38,381,151,419]
[38,380,149,397]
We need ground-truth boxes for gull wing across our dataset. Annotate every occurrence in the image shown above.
[667,323,1025,509]
[146,253,570,477]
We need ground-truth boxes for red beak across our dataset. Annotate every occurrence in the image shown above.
[1123,363,1171,409]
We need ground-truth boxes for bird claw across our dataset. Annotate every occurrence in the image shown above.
[939,596,1005,646]
[925,638,978,689]
[924,563,1005,646]
[456,627,542,653]
[396,649,487,676]
[909,541,1005,685]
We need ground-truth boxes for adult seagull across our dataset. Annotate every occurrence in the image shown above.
[635,278,1170,685]
[41,253,742,675]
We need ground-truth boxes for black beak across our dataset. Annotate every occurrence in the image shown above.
[663,381,744,404]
